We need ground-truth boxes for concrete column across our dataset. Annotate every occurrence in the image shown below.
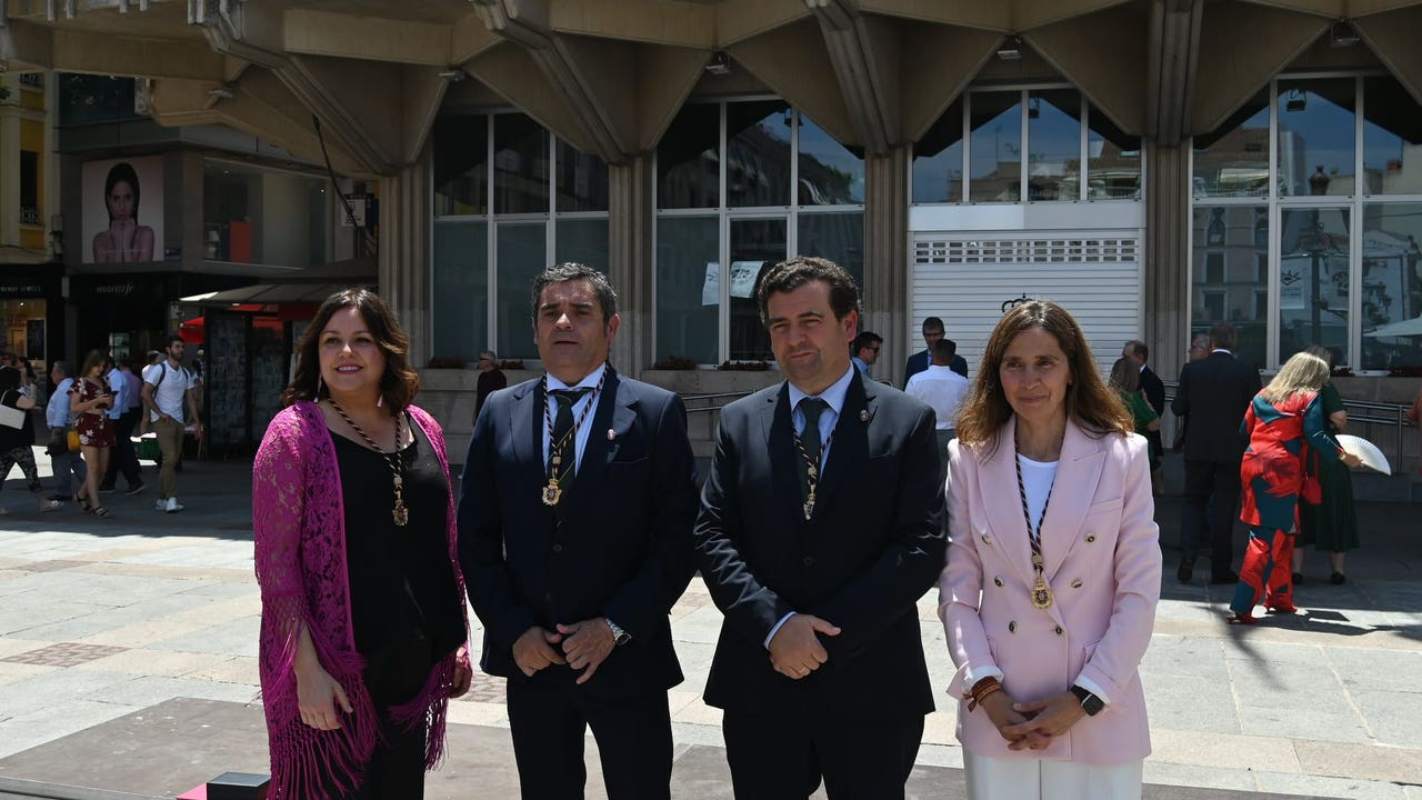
[378,146,431,368]
[864,143,909,387]
[607,152,653,376]
[1144,141,1190,392]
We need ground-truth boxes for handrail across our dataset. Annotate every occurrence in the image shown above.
[682,390,754,416]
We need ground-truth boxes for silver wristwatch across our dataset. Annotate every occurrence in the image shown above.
[606,618,631,646]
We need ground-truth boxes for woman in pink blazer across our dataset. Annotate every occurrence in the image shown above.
[939,300,1161,799]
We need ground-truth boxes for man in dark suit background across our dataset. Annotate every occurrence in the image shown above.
[903,315,967,386]
[1124,339,1165,492]
[1170,323,1262,585]
[460,263,697,799]
[695,256,946,798]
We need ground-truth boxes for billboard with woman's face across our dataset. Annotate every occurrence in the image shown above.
[83,157,163,264]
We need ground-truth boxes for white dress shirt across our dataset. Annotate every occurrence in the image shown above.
[540,363,607,475]
[905,364,969,431]
[766,364,857,648]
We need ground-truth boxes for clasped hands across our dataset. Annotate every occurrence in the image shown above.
[980,689,1086,751]
[767,613,841,680]
[513,618,616,685]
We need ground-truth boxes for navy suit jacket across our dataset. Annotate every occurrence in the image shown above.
[459,367,698,697]
[903,347,968,387]
[694,372,946,720]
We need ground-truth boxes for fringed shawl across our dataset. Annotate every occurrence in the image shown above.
[252,401,469,799]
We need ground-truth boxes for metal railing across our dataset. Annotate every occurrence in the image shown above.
[681,391,754,438]
[1163,379,1417,468]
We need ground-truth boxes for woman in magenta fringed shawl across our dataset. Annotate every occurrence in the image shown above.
[253,289,471,799]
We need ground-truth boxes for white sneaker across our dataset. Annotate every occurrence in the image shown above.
[165,497,183,513]
[155,498,167,512]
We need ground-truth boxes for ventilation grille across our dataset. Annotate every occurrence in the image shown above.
[914,238,1139,265]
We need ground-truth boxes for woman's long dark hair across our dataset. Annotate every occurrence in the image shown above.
[104,162,141,223]
[281,288,420,412]
[956,299,1133,457]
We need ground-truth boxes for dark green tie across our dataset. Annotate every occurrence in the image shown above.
[549,387,592,479]
[797,398,828,500]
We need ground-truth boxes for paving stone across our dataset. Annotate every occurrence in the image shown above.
[1293,739,1422,784]
[1141,671,1241,734]
[1221,639,1328,666]
[86,676,259,708]
[1139,634,1230,680]
[73,649,230,680]
[0,642,127,668]
[1147,728,1301,772]
[1326,648,1422,694]
[0,700,143,761]
[1251,770,1408,800]
[0,670,134,722]
[1142,760,1257,792]
[1237,704,1372,744]
[0,662,56,687]
[1349,690,1422,748]
[144,615,260,658]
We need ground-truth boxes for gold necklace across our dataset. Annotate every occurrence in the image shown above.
[329,398,409,527]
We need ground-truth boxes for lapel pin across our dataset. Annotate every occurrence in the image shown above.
[607,428,616,441]
[859,410,870,423]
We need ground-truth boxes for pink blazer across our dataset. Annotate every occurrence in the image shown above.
[938,418,1161,764]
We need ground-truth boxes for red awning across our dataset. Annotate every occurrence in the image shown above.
[178,316,205,344]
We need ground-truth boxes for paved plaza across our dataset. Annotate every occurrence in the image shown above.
[0,455,1419,799]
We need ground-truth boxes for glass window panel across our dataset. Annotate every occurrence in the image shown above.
[1361,203,1422,370]
[655,216,720,365]
[1191,206,1268,369]
[1087,104,1141,200]
[797,114,864,205]
[729,218,787,361]
[203,163,328,267]
[912,98,965,204]
[797,212,864,291]
[1279,207,1351,364]
[657,103,720,209]
[494,114,549,214]
[556,139,609,212]
[433,115,488,216]
[555,217,609,272]
[432,220,488,362]
[727,100,792,207]
[1277,78,1356,198]
[495,222,548,360]
[1192,92,1269,198]
[969,92,1022,203]
[1027,90,1080,202]
[1362,76,1422,196]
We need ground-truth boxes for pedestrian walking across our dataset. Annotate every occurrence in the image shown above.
[695,256,945,799]
[100,356,144,495]
[1295,347,1358,586]
[904,315,968,386]
[44,361,86,505]
[69,351,116,518]
[905,337,971,486]
[1122,340,1165,493]
[473,349,505,424]
[851,330,882,377]
[0,367,61,514]
[1171,323,1261,584]
[253,288,472,799]
[141,336,202,513]
[940,299,1161,800]
[460,264,697,799]
[1109,357,1161,470]
[1229,351,1362,623]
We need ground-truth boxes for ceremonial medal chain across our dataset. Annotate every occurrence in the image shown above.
[329,399,409,527]
[792,429,833,521]
[540,371,606,508]
[1015,452,1056,610]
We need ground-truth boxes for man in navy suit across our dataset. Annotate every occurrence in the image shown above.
[460,263,698,799]
[695,256,946,798]
[903,316,967,386]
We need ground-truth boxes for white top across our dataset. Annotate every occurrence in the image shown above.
[1016,454,1058,537]
[905,365,970,431]
[46,377,74,428]
[104,367,135,420]
[143,361,195,423]
[541,363,606,475]
[786,363,856,471]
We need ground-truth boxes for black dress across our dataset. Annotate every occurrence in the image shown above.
[332,416,463,799]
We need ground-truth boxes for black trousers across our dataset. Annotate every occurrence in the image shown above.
[1182,458,1242,574]
[505,673,673,800]
[722,708,924,800]
[330,636,438,800]
[102,410,142,489]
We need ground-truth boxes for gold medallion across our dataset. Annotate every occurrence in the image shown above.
[393,501,410,527]
[541,480,562,507]
[1031,576,1054,609]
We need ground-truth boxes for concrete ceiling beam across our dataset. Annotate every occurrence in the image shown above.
[1023,1,1151,135]
[716,0,812,48]
[1354,5,1422,104]
[1013,0,1136,31]
[462,41,602,156]
[726,17,857,145]
[0,19,52,70]
[899,26,1002,142]
[1147,0,1204,146]
[856,0,1009,31]
[633,43,711,151]
[548,0,715,48]
[0,18,223,79]
[282,9,456,67]
[1190,2,1327,135]
[1233,0,1422,17]
[807,0,900,154]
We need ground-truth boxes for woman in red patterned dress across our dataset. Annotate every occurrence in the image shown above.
[1229,351,1361,623]
[69,350,116,518]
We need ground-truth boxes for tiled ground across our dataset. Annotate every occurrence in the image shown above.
[0,454,1419,798]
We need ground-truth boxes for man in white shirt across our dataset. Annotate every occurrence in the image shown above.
[101,356,144,495]
[905,338,971,485]
[45,360,86,502]
[141,336,202,513]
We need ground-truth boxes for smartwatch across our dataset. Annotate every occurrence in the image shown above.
[606,618,632,646]
[1070,685,1105,716]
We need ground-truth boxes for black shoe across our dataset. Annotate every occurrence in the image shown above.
[124,483,146,496]
[1292,572,1304,585]
[1177,562,1194,584]
[1330,572,1346,585]
[1209,570,1240,585]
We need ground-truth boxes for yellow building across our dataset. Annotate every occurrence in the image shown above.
[0,69,58,364]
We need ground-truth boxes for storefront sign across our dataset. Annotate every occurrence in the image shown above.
[0,284,47,299]
[1280,260,1309,311]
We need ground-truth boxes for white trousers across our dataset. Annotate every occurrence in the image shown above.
[963,750,1143,800]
